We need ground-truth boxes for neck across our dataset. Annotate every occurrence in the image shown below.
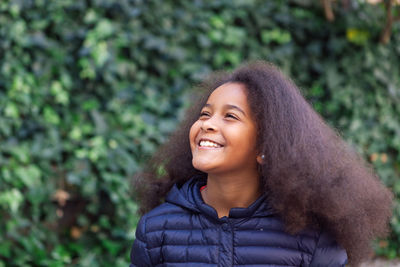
[201,170,262,218]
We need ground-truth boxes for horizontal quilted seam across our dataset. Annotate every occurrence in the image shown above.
[156,261,217,264]
[148,243,219,250]
[144,228,315,242]
[146,228,219,235]
[146,227,297,235]
[154,264,217,267]
[233,227,316,238]
[233,228,312,236]
[146,209,196,219]
[133,236,146,245]
[233,245,313,256]
[233,265,298,267]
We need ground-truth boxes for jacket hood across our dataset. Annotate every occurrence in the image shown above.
[165,176,277,221]
[165,176,205,214]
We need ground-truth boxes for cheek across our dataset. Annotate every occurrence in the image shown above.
[233,126,257,153]
[189,121,200,148]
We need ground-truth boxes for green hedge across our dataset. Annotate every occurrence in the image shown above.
[0,0,399,265]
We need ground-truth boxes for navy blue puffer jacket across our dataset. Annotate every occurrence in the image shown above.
[130,176,347,266]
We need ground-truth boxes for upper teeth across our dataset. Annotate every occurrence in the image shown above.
[200,140,221,147]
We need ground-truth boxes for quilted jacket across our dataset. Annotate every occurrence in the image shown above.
[130,176,347,266]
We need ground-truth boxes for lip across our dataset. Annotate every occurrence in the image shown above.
[196,137,224,149]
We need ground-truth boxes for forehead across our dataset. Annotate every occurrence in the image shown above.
[206,82,249,108]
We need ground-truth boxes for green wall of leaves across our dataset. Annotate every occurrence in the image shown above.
[0,0,399,265]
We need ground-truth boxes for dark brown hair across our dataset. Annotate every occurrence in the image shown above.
[134,61,393,265]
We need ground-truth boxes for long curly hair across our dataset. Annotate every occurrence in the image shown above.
[134,61,393,265]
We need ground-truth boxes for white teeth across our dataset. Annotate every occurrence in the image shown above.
[199,140,221,148]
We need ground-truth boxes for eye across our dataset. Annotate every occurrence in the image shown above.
[226,113,238,120]
[199,112,210,117]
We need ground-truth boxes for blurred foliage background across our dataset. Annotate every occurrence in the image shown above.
[0,0,399,265]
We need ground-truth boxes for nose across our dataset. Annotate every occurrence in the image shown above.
[200,116,218,132]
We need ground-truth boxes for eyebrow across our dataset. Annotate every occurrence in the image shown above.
[203,103,246,117]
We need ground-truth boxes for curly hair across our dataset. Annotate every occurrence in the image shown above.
[134,61,393,266]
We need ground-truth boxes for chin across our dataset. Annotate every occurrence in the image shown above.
[192,160,213,173]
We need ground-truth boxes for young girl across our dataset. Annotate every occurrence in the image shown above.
[130,61,393,266]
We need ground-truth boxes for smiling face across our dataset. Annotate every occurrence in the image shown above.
[189,82,261,176]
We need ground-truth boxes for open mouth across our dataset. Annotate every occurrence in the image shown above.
[198,139,224,149]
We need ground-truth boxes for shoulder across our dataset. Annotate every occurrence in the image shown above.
[309,229,348,267]
[131,202,195,266]
[136,201,196,238]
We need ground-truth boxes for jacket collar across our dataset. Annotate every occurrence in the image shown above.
[166,176,278,221]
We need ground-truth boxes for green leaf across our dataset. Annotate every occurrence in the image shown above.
[15,165,41,188]
[43,106,60,125]
[0,189,23,213]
